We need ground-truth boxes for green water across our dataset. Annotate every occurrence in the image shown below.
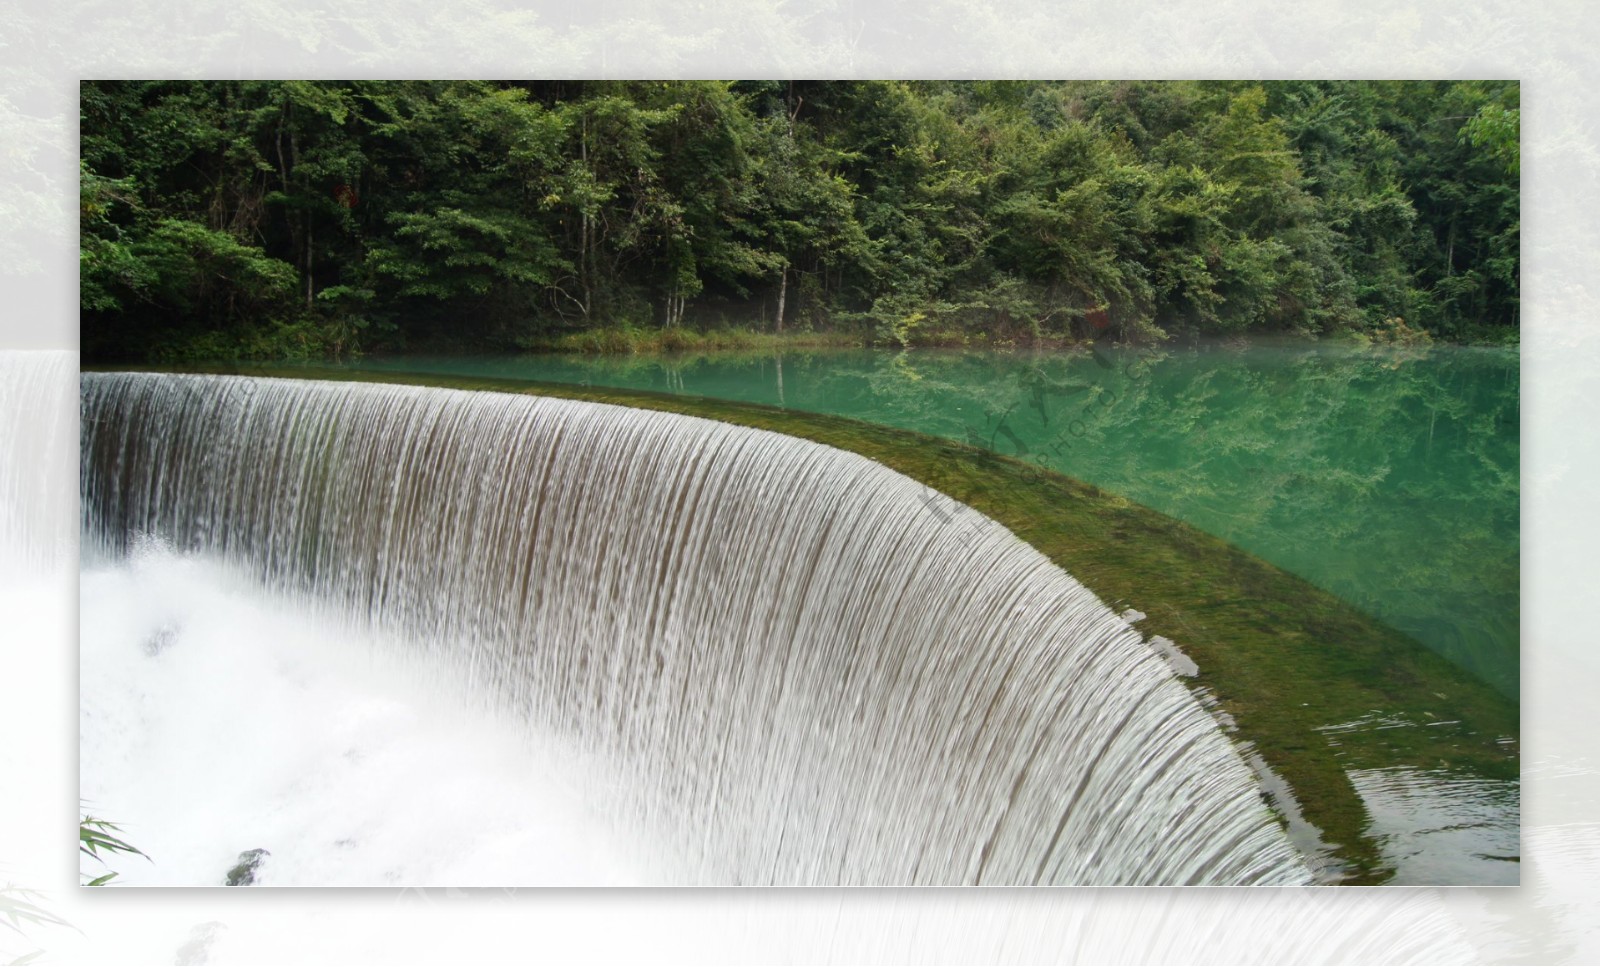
[314,339,1519,699]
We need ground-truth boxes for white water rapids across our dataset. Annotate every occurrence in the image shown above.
[79,372,1308,886]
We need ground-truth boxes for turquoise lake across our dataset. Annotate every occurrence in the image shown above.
[308,339,1520,699]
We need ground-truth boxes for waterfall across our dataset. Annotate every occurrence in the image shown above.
[1,350,75,577]
[81,372,1309,886]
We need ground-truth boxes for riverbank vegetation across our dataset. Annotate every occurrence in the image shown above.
[80,809,146,885]
[80,80,1519,362]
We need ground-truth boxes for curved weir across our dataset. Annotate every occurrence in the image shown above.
[81,372,1309,885]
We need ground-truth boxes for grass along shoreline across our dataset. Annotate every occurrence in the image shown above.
[118,312,1514,367]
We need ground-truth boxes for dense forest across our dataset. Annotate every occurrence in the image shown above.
[79,80,1519,361]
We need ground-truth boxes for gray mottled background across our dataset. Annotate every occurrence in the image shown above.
[1,1,1592,962]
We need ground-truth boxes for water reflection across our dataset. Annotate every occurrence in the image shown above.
[1346,765,1519,886]
[314,340,1519,698]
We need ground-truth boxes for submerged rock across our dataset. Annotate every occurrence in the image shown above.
[1147,635,1199,678]
[174,920,227,965]
[142,622,180,656]
[224,848,270,886]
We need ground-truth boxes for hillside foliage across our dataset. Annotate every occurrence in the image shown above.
[79,80,1519,360]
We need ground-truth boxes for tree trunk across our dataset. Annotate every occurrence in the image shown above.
[775,264,788,333]
[276,102,303,306]
[285,116,315,311]
[580,113,592,320]
[304,214,314,309]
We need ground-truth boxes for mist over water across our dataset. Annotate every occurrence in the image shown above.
[81,372,1307,885]
[81,539,657,886]
[0,350,74,577]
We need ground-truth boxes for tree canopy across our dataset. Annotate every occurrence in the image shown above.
[79,80,1520,360]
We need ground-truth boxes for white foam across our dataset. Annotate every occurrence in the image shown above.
[80,540,659,886]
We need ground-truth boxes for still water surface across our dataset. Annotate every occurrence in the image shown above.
[314,339,1519,700]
